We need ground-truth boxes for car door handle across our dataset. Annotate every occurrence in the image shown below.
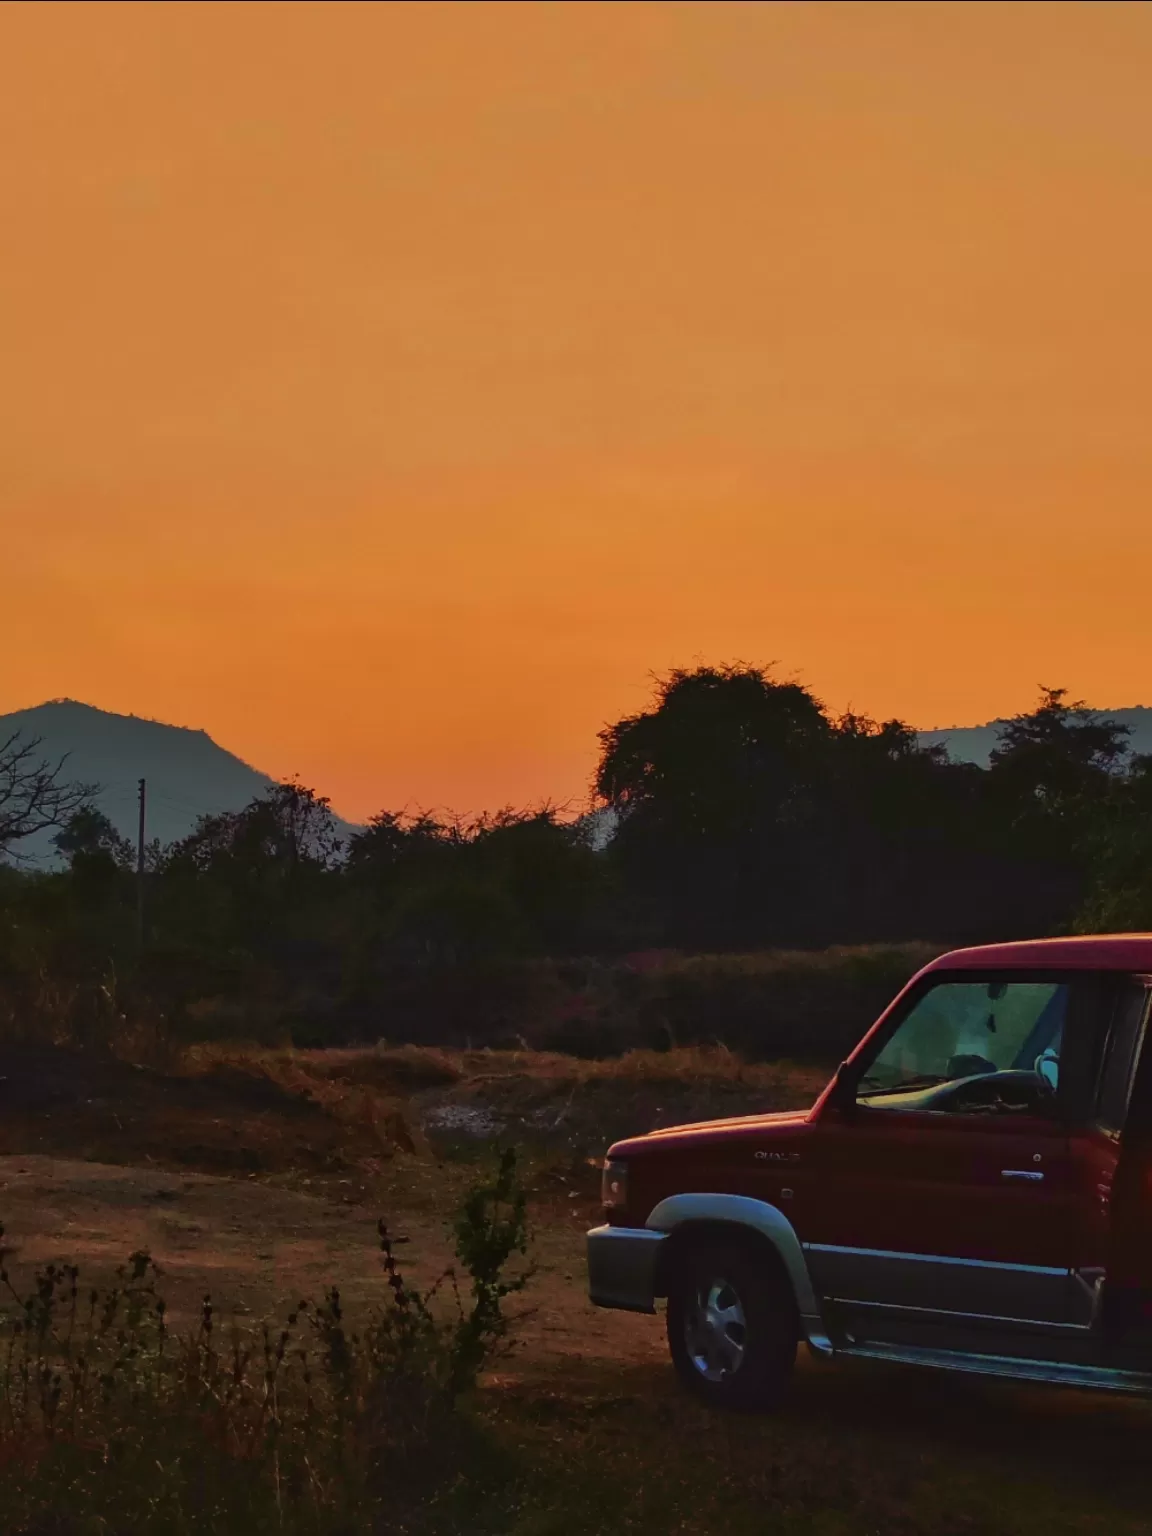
[1001,1169,1044,1182]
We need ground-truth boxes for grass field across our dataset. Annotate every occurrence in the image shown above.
[0,1040,1148,1533]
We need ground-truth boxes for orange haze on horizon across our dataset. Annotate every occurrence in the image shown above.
[3,1,1151,823]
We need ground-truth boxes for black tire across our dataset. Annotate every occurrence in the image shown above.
[666,1238,798,1411]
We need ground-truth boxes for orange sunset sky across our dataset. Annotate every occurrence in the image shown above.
[3,1,1151,822]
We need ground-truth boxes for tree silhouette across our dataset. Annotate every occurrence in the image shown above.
[990,687,1130,814]
[346,806,609,961]
[1075,753,1152,932]
[0,733,95,859]
[597,665,830,837]
[53,806,134,871]
[593,667,1096,947]
[165,781,343,879]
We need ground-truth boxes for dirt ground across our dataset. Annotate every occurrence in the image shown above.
[0,1151,663,1381]
[0,1042,715,1377]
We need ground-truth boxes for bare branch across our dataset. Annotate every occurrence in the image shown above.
[0,733,99,858]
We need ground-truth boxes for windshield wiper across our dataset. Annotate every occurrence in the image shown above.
[857,1073,950,1097]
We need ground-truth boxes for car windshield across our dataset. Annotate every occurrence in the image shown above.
[858,980,1068,1101]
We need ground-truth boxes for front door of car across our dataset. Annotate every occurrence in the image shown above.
[806,1101,1074,1323]
[1067,979,1152,1321]
[803,975,1105,1328]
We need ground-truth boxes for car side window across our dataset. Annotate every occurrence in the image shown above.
[856,979,1070,1116]
[1095,985,1150,1136]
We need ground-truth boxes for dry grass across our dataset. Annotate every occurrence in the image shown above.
[0,1035,823,1202]
[185,1041,823,1093]
[181,1041,435,1156]
[488,1042,825,1090]
[0,1037,816,1223]
[649,941,939,978]
[174,1042,827,1177]
[481,1355,1152,1536]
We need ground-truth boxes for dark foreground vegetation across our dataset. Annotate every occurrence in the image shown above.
[2,668,1151,1056]
[7,1243,1152,1536]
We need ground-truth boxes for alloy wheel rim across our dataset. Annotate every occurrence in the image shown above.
[684,1277,747,1382]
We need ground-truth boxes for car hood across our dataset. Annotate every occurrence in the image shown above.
[610,1108,812,1159]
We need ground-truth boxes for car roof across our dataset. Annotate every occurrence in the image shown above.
[923,934,1152,974]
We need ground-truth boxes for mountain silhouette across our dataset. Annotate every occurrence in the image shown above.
[919,706,1152,767]
[0,699,358,865]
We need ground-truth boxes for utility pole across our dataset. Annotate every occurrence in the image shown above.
[136,777,147,949]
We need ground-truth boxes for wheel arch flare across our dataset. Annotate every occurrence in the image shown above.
[646,1193,833,1356]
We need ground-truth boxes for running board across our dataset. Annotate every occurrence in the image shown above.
[836,1341,1152,1396]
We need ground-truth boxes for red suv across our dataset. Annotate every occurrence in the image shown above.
[587,936,1152,1408]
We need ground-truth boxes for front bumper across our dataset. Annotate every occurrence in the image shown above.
[586,1224,666,1313]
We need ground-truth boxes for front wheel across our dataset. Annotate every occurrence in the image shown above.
[666,1240,797,1410]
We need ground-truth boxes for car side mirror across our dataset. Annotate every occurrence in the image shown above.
[827,1060,859,1117]
[1035,1050,1059,1094]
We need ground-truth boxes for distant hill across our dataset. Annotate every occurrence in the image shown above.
[919,706,1152,767]
[0,700,359,865]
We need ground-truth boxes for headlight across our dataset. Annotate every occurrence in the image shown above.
[601,1159,629,1210]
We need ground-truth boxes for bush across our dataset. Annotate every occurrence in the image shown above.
[535,943,936,1063]
[0,1151,531,1534]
